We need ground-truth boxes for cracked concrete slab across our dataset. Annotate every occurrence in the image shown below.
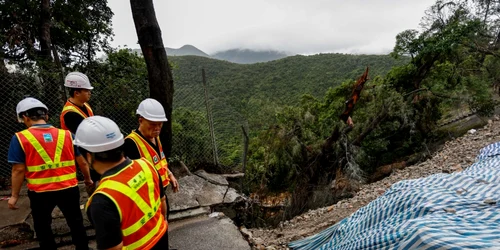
[167,175,241,212]
[194,170,229,186]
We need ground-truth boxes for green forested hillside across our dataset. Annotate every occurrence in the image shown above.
[170,53,409,112]
[211,49,289,64]
[166,53,410,168]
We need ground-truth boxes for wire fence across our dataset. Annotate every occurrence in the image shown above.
[0,64,248,180]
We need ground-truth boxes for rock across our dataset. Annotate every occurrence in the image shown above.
[0,196,31,229]
[468,129,477,134]
[194,170,229,186]
[240,226,253,239]
[51,207,63,219]
[222,173,245,180]
[208,212,225,218]
[223,188,242,204]
[476,179,489,184]
[0,223,34,245]
[451,164,463,172]
[169,207,210,222]
[169,161,192,179]
[483,199,496,205]
[167,175,204,211]
[196,182,230,206]
[443,208,456,214]
[167,175,242,212]
[253,237,264,245]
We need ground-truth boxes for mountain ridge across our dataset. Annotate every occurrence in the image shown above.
[132,44,290,64]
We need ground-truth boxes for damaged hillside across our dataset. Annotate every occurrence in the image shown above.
[247,116,500,249]
[239,0,500,231]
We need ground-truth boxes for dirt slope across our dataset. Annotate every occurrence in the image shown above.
[245,118,500,250]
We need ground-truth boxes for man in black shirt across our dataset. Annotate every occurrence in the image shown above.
[60,72,100,190]
[62,105,91,134]
[123,99,179,219]
[75,116,169,250]
[60,72,94,133]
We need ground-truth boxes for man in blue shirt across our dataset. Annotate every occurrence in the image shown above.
[8,97,93,250]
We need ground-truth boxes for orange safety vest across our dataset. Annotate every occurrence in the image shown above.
[60,101,94,130]
[126,131,170,188]
[86,159,167,250]
[15,127,78,192]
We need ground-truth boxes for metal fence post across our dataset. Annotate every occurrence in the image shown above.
[202,68,219,167]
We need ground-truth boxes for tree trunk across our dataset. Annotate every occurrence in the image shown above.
[39,0,62,112]
[39,0,52,60]
[130,0,174,157]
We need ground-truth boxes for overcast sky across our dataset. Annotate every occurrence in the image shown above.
[108,0,436,55]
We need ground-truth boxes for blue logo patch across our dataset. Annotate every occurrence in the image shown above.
[43,133,53,143]
[105,132,116,139]
[161,152,165,159]
[153,155,159,164]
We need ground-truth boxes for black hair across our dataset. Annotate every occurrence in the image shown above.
[79,145,125,163]
[69,88,79,98]
[19,107,48,122]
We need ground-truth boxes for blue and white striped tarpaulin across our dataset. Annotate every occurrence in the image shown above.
[289,142,500,250]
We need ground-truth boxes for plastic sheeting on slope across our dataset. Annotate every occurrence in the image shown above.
[289,142,500,250]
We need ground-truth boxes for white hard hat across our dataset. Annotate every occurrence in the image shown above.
[136,98,168,122]
[64,72,94,90]
[16,97,48,122]
[73,116,124,153]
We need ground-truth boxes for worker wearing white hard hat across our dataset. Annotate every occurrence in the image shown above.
[7,97,92,250]
[60,72,94,133]
[123,98,179,219]
[75,116,169,250]
[60,72,100,191]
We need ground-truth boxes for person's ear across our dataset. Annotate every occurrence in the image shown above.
[85,152,92,164]
[22,115,30,126]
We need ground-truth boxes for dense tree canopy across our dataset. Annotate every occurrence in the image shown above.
[0,0,113,67]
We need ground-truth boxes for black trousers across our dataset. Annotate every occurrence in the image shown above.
[165,192,170,220]
[152,231,169,250]
[28,186,89,250]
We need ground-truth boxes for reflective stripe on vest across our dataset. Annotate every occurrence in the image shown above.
[86,159,167,249]
[60,101,94,130]
[126,131,170,188]
[16,128,77,192]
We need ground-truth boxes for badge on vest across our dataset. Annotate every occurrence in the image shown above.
[153,155,159,164]
[127,171,147,191]
[43,133,53,143]
[161,152,165,159]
